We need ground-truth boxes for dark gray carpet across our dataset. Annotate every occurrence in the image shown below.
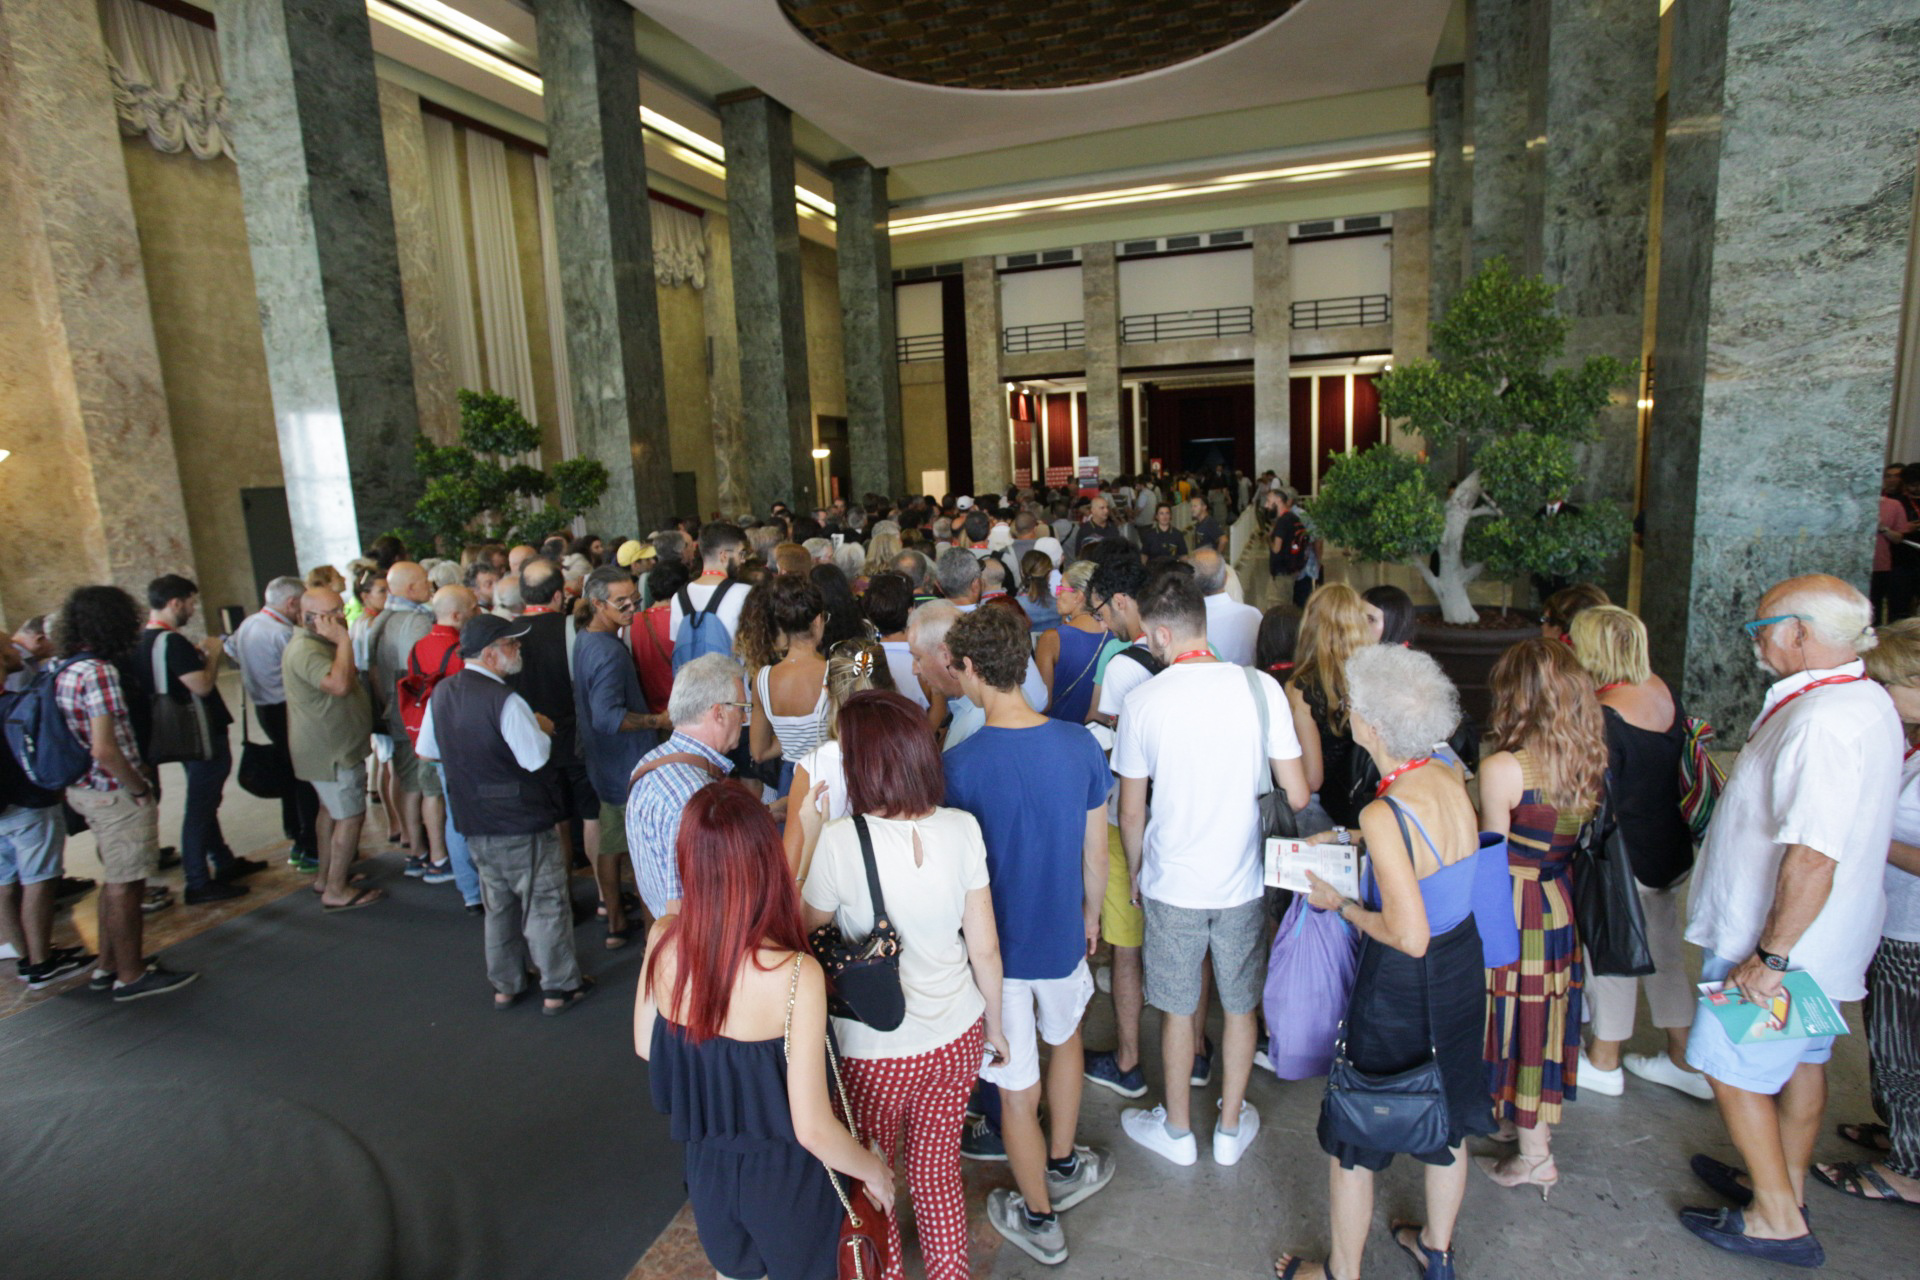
[0,856,679,1280]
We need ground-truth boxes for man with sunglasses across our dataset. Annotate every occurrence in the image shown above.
[1678,576,1900,1266]
[574,567,662,947]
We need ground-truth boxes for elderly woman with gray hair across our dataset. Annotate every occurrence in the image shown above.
[1276,644,1493,1280]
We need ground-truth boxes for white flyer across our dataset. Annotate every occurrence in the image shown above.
[1264,838,1361,901]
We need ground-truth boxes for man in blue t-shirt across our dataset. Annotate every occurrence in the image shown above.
[944,606,1116,1265]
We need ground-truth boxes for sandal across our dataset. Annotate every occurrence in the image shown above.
[1836,1122,1894,1153]
[1271,1257,1351,1280]
[604,921,638,951]
[493,989,527,1011]
[311,874,371,896]
[1812,1161,1920,1208]
[321,887,385,912]
[1392,1223,1455,1280]
[542,975,596,1016]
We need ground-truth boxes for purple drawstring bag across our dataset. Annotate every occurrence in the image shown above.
[1263,893,1361,1080]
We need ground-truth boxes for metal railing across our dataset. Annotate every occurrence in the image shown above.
[1291,294,1391,329]
[1120,305,1254,344]
[895,332,944,363]
[1002,320,1085,354]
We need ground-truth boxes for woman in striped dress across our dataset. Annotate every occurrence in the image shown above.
[1475,637,1607,1197]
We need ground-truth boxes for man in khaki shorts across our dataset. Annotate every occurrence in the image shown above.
[283,587,382,912]
[52,585,198,1002]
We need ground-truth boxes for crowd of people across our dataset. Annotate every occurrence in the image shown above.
[4,464,1915,1278]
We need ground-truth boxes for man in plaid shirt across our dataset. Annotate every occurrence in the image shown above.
[53,586,198,1002]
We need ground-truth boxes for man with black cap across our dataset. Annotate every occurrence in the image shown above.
[416,614,590,1014]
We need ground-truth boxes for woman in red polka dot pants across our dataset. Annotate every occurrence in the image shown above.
[841,1018,987,1280]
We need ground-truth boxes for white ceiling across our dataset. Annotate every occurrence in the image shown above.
[627,0,1453,168]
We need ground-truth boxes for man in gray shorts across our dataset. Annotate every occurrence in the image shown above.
[283,587,382,911]
[1112,569,1307,1169]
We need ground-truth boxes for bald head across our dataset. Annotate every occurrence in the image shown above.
[432,584,476,626]
[387,561,429,603]
[507,545,538,573]
[520,557,563,606]
[1189,548,1228,594]
[1755,574,1876,676]
[299,587,342,635]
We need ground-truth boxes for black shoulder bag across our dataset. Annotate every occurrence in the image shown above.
[1573,773,1655,977]
[808,815,907,1031]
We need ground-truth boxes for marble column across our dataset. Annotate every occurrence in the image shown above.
[0,0,193,611]
[532,0,673,535]
[1641,0,1920,738]
[831,160,905,501]
[963,256,1008,494]
[1081,241,1122,477]
[701,214,752,515]
[1541,0,1658,520]
[1428,64,1468,330]
[1390,206,1431,367]
[1471,0,1543,273]
[719,91,815,513]
[1251,223,1292,482]
[376,80,458,445]
[217,0,418,570]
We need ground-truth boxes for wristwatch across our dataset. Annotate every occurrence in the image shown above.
[1756,945,1790,972]
[1332,826,1352,845]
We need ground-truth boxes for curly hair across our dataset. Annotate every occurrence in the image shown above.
[55,585,143,660]
[945,603,1029,692]
[1489,637,1608,812]
[735,572,824,669]
[1292,583,1372,733]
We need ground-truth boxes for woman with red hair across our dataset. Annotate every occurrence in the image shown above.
[637,784,893,1280]
[799,691,1008,1280]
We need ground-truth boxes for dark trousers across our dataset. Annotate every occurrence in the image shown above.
[180,734,235,891]
[257,701,318,855]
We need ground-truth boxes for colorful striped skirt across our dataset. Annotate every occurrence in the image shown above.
[1484,864,1583,1127]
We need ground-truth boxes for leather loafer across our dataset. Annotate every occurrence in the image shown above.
[1678,1206,1823,1268]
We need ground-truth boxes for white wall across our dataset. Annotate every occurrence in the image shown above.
[1118,249,1253,316]
[894,280,944,338]
[999,265,1084,328]
[1292,233,1392,302]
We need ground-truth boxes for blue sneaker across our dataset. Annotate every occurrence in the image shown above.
[421,861,456,885]
[960,1113,1006,1162]
[1083,1049,1148,1099]
[403,854,430,878]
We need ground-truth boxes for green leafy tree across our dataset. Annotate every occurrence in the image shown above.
[1307,259,1633,623]
[405,390,609,552]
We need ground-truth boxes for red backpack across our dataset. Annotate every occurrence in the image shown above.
[396,643,459,747]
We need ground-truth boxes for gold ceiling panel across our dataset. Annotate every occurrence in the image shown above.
[777,1,1303,91]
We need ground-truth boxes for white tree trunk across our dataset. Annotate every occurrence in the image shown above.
[1415,469,1486,625]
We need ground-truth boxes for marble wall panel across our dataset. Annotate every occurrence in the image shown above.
[1390,206,1431,365]
[376,80,457,447]
[1081,241,1123,475]
[963,256,1008,494]
[1252,222,1291,480]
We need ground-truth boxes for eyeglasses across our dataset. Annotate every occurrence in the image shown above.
[1741,614,1807,638]
[719,700,752,710]
[603,596,637,612]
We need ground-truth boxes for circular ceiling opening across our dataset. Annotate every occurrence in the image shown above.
[776,1,1304,92]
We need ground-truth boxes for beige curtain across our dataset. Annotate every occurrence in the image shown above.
[651,200,707,289]
[101,0,232,161]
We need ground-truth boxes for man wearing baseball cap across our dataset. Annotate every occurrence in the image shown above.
[416,614,590,1015]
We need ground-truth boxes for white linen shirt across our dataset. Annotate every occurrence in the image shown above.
[415,665,552,773]
[1684,660,1902,1001]
[1204,593,1263,667]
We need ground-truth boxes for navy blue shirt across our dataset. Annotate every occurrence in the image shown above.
[943,719,1110,980]
[572,629,656,806]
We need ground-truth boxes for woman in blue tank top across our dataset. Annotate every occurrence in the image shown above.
[1035,560,1107,724]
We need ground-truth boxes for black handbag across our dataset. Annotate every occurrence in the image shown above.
[236,688,292,800]
[1573,775,1656,977]
[1318,801,1451,1157]
[808,815,906,1031]
[1246,666,1299,842]
[145,632,213,765]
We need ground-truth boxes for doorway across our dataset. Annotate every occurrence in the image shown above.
[240,487,297,605]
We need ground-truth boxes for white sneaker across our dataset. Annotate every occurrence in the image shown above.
[1121,1105,1198,1166]
[1624,1051,1715,1100]
[1213,1099,1261,1166]
[1583,1062,1625,1096]
[1095,965,1112,994]
[1253,1047,1274,1074]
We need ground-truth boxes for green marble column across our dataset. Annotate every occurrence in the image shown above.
[1427,64,1468,329]
[531,0,673,536]
[1471,0,1544,273]
[830,160,905,503]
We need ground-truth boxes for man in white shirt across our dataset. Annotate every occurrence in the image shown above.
[228,575,318,869]
[666,523,748,648]
[1679,575,1901,1267]
[1191,550,1261,666]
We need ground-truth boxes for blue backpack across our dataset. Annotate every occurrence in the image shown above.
[2,658,94,790]
[672,581,736,672]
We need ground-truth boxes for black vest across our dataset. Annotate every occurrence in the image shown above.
[432,669,562,837]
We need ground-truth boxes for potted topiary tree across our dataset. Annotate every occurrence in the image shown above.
[403,390,610,554]
[1307,259,1633,716]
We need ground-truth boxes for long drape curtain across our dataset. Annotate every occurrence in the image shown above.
[421,114,485,398]
[650,201,706,289]
[101,0,233,160]
[464,131,540,464]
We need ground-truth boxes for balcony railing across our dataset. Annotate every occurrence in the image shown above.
[1291,294,1391,330]
[1120,305,1254,344]
[896,332,944,363]
[1003,320,1085,354]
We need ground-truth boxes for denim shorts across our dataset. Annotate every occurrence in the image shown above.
[0,804,63,885]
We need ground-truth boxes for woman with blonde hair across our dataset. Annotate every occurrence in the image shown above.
[784,637,895,880]
[1477,637,1608,1196]
[1034,560,1105,725]
[1568,605,1710,1102]
[1286,583,1376,833]
[863,520,904,581]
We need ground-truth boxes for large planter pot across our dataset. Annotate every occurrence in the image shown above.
[1413,607,1540,729]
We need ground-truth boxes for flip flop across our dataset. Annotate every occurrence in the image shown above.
[321,887,384,912]
[1812,1161,1920,1208]
[541,975,596,1016]
[311,874,371,896]
[1836,1122,1894,1153]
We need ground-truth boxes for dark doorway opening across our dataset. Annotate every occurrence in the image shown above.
[240,487,297,608]
[1143,383,1255,476]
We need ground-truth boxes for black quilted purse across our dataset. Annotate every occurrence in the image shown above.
[808,815,906,1032]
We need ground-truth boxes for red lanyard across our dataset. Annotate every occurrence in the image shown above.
[1755,674,1867,732]
[1596,680,1628,695]
[1375,755,1433,797]
[522,605,556,615]
[1906,743,1919,762]
[1172,648,1213,665]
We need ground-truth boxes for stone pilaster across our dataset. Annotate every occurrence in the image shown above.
[1390,206,1430,368]
[719,91,815,513]
[701,214,752,516]
[831,160,905,502]
[1471,0,1543,273]
[1541,0,1658,521]
[1428,64,1468,329]
[1641,0,1920,738]
[1081,241,1122,477]
[1251,223,1292,482]
[531,0,673,534]
[963,256,1008,495]
[0,0,193,612]
[375,80,458,446]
